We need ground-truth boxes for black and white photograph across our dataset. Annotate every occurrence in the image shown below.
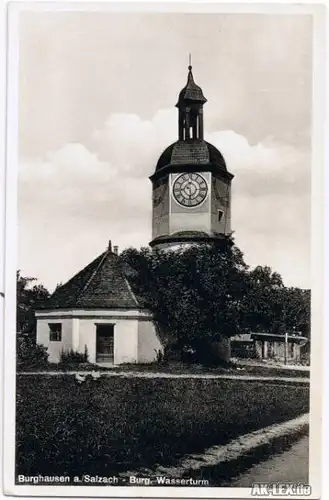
[2,1,325,498]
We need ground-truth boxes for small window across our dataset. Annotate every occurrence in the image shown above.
[49,323,62,342]
[218,209,224,222]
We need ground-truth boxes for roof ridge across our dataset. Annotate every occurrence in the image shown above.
[123,275,140,307]
[75,250,108,303]
[44,248,142,310]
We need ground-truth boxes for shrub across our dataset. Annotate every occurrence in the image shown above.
[154,349,164,364]
[164,341,230,367]
[60,345,89,364]
[16,336,49,369]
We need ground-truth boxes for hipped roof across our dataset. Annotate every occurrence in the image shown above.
[43,248,140,310]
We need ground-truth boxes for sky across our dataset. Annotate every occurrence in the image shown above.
[18,9,313,291]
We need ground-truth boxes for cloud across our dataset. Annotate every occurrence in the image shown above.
[205,130,310,287]
[92,108,177,177]
[18,109,310,290]
[19,142,150,217]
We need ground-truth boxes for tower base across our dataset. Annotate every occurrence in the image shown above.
[149,231,233,251]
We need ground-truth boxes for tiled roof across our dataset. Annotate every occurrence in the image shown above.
[251,332,309,342]
[171,140,210,164]
[177,66,207,104]
[43,248,140,310]
[155,140,227,171]
[231,334,253,342]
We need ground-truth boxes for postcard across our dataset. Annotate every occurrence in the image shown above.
[2,1,326,498]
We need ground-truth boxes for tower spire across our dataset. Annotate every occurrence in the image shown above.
[187,53,194,84]
[176,59,207,140]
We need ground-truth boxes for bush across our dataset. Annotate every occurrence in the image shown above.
[154,349,164,364]
[60,345,89,364]
[164,341,233,367]
[17,336,49,369]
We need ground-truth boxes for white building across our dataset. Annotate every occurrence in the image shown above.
[36,242,163,364]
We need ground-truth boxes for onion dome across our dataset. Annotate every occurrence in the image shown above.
[176,65,207,106]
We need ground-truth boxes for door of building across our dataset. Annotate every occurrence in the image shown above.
[96,324,114,363]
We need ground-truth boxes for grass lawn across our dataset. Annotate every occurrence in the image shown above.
[16,375,309,478]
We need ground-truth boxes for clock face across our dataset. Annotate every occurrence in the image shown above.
[172,173,208,207]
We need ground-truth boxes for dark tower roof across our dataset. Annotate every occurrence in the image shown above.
[155,140,227,171]
[151,63,232,180]
[42,243,140,310]
[176,65,207,105]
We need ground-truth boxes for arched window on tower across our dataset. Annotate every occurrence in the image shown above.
[182,108,201,140]
[190,108,198,139]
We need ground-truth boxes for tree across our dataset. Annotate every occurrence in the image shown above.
[120,237,249,363]
[241,265,285,333]
[274,287,310,337]
[241,266,310,337]
[17,335,49,368]
[16,271,50,338]
[120,244,311,364]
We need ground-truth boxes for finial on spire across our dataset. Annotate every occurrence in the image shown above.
[188,53,192,70]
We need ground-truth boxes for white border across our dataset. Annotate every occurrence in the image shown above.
[2,1,326,498]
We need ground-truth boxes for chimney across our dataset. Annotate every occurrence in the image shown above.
[113,245,119,255]
[108,240,112,252]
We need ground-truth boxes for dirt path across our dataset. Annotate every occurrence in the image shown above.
[17,371,309,383]
[234,359,310,372]
[229,434,309,486]
[120,413,309,482]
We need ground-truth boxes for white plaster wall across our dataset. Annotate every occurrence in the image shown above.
[36,309,155,365]
[153,214,169,239]
[210,176,231,235]
[114,319,139,364]
[155,241,195,252]
[137,320,163,363]
[36,318,73,363]
[170,212,210,234]
[37,309,149,318]
[77,320,96,363]
[152,181,169,239]
[72,318,80,350]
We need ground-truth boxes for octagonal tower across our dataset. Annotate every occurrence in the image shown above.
[149,65,234,250]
